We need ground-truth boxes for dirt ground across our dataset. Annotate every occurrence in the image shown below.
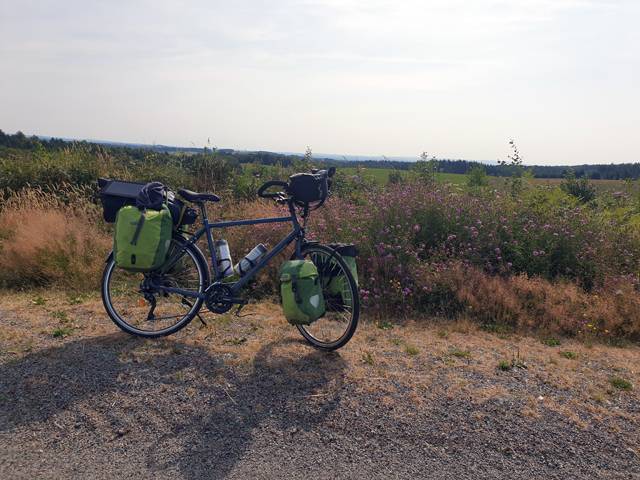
[1,291,639,479]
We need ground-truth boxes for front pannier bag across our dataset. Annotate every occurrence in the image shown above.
[321,243,358,310]
[279,260,326,325]
[327,243,358,292]
[113,204,173,271]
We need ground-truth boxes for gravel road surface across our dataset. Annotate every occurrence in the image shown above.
[1,297,639,479]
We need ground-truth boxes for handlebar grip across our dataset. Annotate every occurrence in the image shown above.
[258,180,289,198]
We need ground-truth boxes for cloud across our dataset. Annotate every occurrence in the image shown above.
[0,0,638,163]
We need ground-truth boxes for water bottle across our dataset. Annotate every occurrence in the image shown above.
[234,243,268,276]
[215,239,234,277]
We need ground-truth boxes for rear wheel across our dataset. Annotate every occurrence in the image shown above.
[102,235,209,338]
[294,244,359,351]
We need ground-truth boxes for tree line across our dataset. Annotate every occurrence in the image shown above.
[1,130,638,180]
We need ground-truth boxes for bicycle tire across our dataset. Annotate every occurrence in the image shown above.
[101,234,209,338]
[292,243,360,351]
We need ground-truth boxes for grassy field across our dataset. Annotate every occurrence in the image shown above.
[340,167,467,185]
[340,166,635,192]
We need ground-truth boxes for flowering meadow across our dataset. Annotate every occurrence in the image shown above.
[1,170,640,340]
[312,180,640,339]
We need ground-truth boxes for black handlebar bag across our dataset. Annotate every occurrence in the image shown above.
[288,173,328,205]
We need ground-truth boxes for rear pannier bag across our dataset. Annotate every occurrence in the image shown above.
[287,173,328,205]
[114,205,173,271]
[98,178,198,227]
[279,260,326,325]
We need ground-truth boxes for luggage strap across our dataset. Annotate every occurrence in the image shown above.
[291,278,302,305]
[131,210,146,246]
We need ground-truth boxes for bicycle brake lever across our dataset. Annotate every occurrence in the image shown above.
[275,194,289,205]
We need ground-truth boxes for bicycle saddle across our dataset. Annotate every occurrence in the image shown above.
[177,188,220,203]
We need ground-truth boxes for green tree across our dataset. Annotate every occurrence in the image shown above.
[498,139,528,197]
[388,169,405,184]
[466,165,489,188]
[413,152,438,184]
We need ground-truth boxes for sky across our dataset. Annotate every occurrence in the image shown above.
[0,0,638,165]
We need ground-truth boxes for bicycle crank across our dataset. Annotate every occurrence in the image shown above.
[204,284,246,314]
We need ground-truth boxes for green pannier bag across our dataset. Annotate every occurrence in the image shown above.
[279,260,326,325]
[326,244,358,300]
[114,205,173,271]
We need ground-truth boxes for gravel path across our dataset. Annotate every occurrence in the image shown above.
[1,297,639,479]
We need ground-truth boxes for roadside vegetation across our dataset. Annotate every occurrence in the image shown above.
[1,132,640,342]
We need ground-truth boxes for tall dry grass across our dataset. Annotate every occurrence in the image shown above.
[0,188,110,290]
[420,264,640,339]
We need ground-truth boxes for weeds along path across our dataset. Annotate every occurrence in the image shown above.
[0,291,639,479]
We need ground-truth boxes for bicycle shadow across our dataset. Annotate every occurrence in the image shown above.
[0,334,155,431]
[0,334,347,479]
[171,339,347,479]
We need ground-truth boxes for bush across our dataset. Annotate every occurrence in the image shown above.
[388,170,405,184]
[466,166,489,188]
[561,169,597,203]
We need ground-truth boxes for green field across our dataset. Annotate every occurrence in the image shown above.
[339,166,634,192]
[340,167,467,185]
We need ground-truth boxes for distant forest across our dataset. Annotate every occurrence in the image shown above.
[1,130,638,180]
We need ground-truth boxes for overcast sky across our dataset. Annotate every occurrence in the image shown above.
[1,0,638,165]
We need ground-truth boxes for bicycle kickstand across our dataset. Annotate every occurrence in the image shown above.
[234,299,252,318]
[181,297,207,327]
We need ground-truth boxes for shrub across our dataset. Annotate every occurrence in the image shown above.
[561,169,597,203]
[388,170,405,184]
[412,153,438,184]
[559,351,577,359]
[610,377,633,391]
[466,166,489,188]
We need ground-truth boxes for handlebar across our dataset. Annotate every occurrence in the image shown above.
[257,180,289,199]
[257,167,336,203]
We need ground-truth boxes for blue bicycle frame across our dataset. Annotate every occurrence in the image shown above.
[151,200,306,300]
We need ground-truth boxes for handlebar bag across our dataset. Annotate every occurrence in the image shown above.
[113,204,173,271]
[288,173,328,204]
[279,260,326,325]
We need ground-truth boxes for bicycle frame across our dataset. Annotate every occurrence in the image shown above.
[150,201,306,300]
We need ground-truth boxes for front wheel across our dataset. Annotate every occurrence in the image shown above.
[294,244,360,351]
[102,235,209,338]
